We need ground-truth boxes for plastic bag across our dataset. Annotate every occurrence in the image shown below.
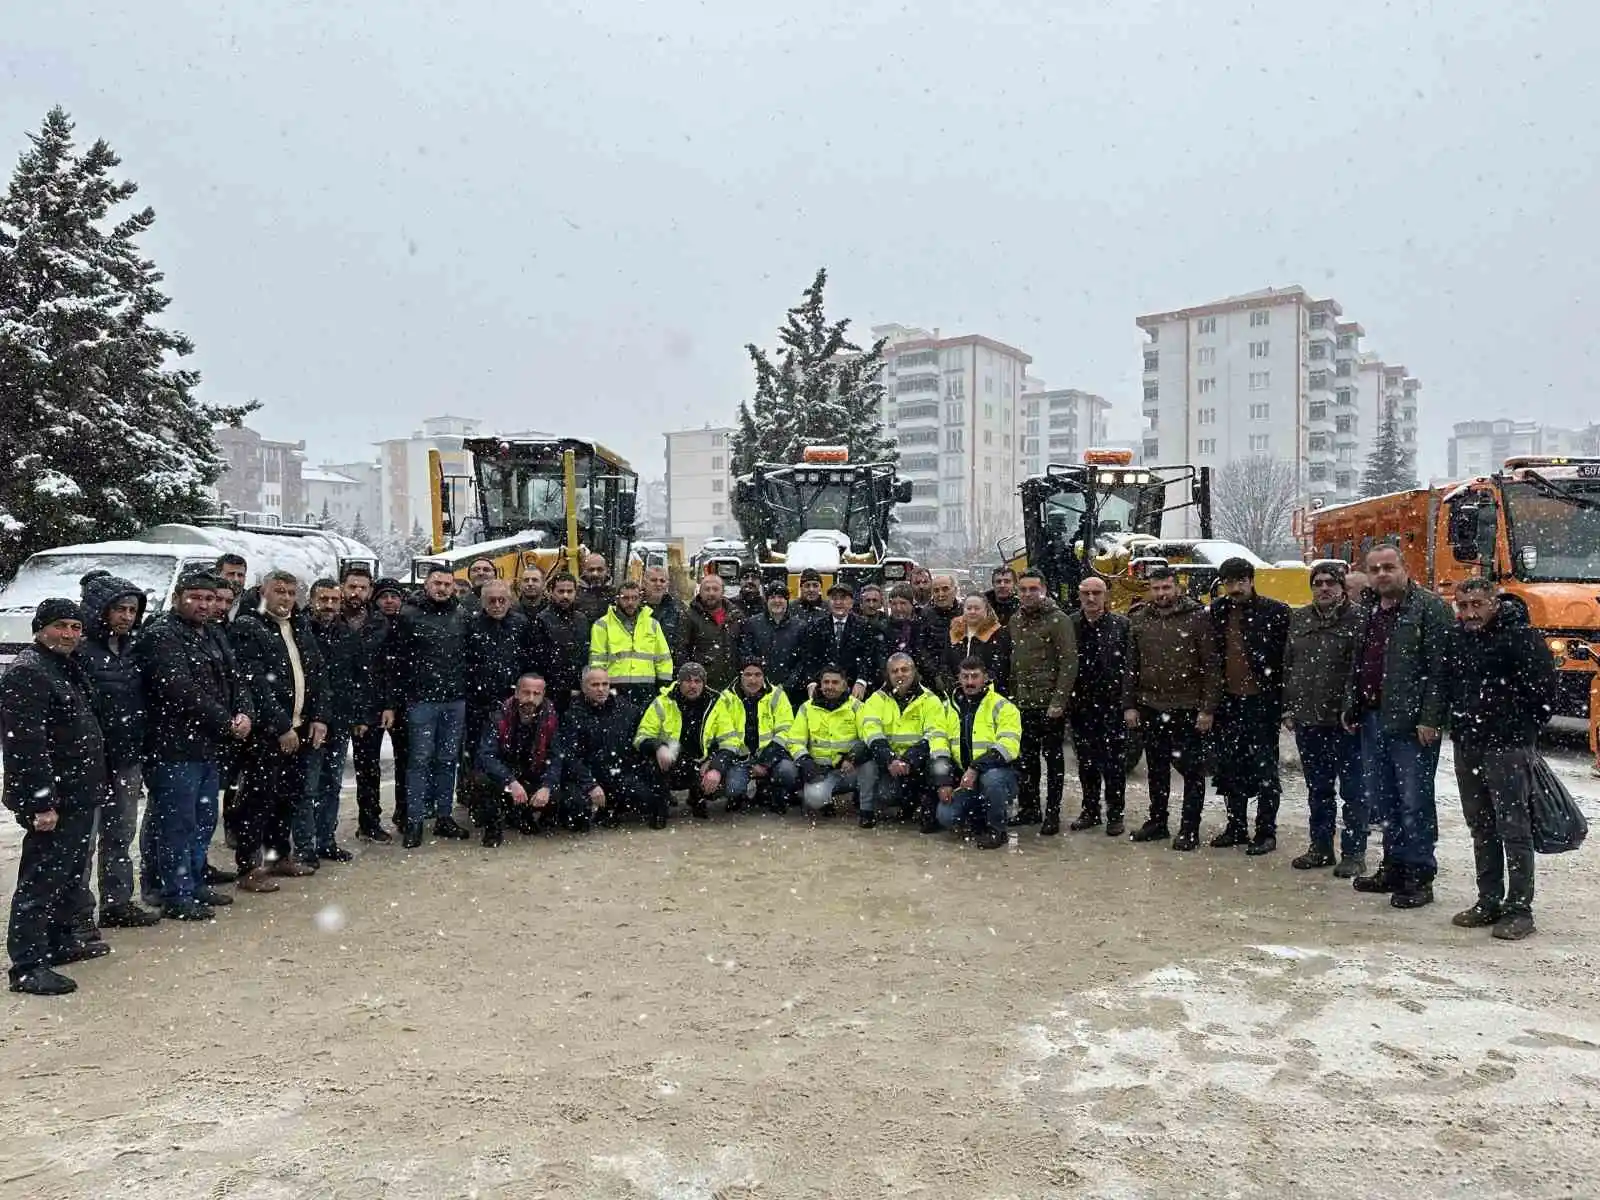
[1530,755,1588,855]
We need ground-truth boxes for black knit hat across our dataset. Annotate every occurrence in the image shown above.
[33,597,84,632]
[799,568,823,583]
[373,577,406,599]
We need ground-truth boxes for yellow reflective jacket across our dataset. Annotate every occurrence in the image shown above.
[633,683,715,758]
[859,685,949,765]
[940,685,1023,770]
[780,695,863,766]
[703,684,794,762]
[589,605,673,688]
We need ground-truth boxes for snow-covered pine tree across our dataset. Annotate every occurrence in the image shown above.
[0,107,253,576]
[731,268,896,476]
[1359,402,1418,498]
[350,510,370,545]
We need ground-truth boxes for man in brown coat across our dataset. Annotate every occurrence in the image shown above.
[1123,567,1221,849]
[1007,570,1077,833]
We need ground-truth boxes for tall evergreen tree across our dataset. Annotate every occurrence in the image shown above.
[350,510,370,545]
[0,108,252,575]
[1359,402,1417,498]
[730,268,896,476]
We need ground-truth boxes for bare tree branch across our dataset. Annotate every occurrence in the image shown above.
[1210,456,1300,559]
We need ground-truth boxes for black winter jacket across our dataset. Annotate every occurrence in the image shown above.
[0,645,106,816]
[679,597,743,692]
[800,613,878,691]
[1069,610,1131,714]
[77,574,148,768]
[738,611,810,689]
[523,603,592,701]
[137,611,253,763]
[477,696,562,790]
[1443,603,1558,749]
[559,693,645,795]
[341,607,391,723]
[390,594,468,705]
[1206,593,1292,712]
[310,615,372,736]
[229,592,330,738]
[465,610,525,712]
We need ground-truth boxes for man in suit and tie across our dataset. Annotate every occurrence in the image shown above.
[802,583,877,701]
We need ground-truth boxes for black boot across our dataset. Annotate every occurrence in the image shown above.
[1008,808,1042,828]
[1171,826,1199,852]
[1353,859,1399,893]
[1292,840,1336,870]
[434,815,471,840]
[1105,814,1125,838]
[1452,899,1503,928]
[859,811,877,829]
[9,967,76,996]
[1068,810,1102,832]
[403,821,424,849]
[1389,867,1435,910]
[1209,824,1249,849]
[1245,832,1277,857]
[1130,816,1170,843]
[1039,807,1061,836]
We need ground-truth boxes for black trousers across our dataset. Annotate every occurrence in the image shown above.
[219,743,245,843]
[568,770,667,825]
[351,717,408,830]
[1214,693,1282,836]
[235,736,310,871]
[1140,706,1207,830]
[7,808,95,980]
[1455,740,1537,915]
[1018,707,1067,817]
[1071,709,1126,822]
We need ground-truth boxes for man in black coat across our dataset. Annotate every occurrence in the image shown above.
[574,553,615,623]
[138,572,254,920]
[522,573,592,713]
[1207,557,1292,855]
[300,578,373,866]
[642,565,684,651]
[381,565,472,847]
[2,601,111,995]
[986,566,1021,626]
[1066,577,1132,837]
[230,571,330,889]
[71,575,161,933]
[738,583,810,707]
[344,569,401,841]
[800,583,877,699]
[476,673,563,843]
[879,584,938,694]
[1443,580,1558,941]
[560,666,666,830]
[462,580,526,826]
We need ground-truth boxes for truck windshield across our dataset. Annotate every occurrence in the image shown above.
[760,474,874,549]
[0,553,176,612]
[1042,484,1141,543]
[1503,479,1600,582]
[476,457,582,538]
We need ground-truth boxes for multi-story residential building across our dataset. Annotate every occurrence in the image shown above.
[665,426,738,548]
[1020,386,1111,479]
[214,425,306,521]
[1137,286,1421,528]
[302,461,381,534]
[375,415,482,536]
[1448,420,1600,478]
[873,324,1033,555]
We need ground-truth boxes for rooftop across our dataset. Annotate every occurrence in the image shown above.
[1135,285,1340,328]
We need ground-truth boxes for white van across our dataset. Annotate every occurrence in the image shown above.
[0,520,377,670]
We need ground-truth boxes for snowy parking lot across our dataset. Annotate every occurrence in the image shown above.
[1,737,1596,1199]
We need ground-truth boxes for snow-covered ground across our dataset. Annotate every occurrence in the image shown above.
[1,736,1595,1198]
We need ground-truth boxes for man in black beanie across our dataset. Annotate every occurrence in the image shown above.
[2,599,109,994]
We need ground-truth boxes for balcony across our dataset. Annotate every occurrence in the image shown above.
[899,506,939,528]
[1305,410,1333,436]
[895,375,939,397]
[897,401,940,426]
[1334,424,1359,447]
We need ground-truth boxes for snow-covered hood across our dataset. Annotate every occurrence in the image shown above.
[784,530,849,573]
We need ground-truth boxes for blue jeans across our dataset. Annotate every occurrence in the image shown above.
[1296,725,1366,855]
[856,760,932,816]
[725,759,800,806]
[798,769,859,810]
[147,760,221,906]
[1359,712,1440,877]
[297,736,350,855]
[936,766,1018,834]
[406,701,466,825]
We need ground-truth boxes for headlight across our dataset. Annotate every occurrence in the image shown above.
[1548,638,1568,655]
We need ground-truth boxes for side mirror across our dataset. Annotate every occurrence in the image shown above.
[735,480,755,505]
[1448,502,1482,561]
[439,479,453,525]
[894,480,914,505]
[617,491,637,536]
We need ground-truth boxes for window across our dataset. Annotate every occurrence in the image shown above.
[1143,382,1159,402]
[712,432,727,446]
[1197,347,1216,366]
[1308,463,1328,482]
[1337,334,1355,350]
[1198,438,1217,454]
[945,429,964,452]
[712,478,724,492]
[1336,360,1352,376]
[1250,371,1271,390]
[1335,415,1355,434]
[901,454,938,472]
[1003,408,1011,424]
[1309,433,1329,452]
[1335,388,1354,406]
[711,455,723,470]
[985,457,993,472]
[985,376,994,394]
[1249,434,1270,452]
[1049,434,1076,451]
[1249,340,1269,358]
[984,430,993,445]
[1196,317,1217,335]
[1197,377,1217,394]
[1143,439,1160,460]
[1143,352,1159,372]
[945,401,963,425]
[1309,342,1328,361]
[1250,309,1270,327]
[1309,400,1327,421]
[1003,434,1012,450]
[1336,472,1354,490]
[1249,403,1269,420]
[1403,407,1416,422]
[1310,313,1328,330]
[712,502,726,516]
[1308,370,1328,390]
[1337,445,1354,463]
[1197,408,1217,425]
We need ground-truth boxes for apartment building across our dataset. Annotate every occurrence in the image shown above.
[214,425,306,521]
[1448,420,1600,477]
[302,461,381,533]
[1020,385,1111,479]
[1138,286,1421,526]
[375,415,482,536]
[665,426,738,548]
[873,324,1033,555]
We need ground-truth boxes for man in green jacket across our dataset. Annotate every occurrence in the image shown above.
[1007,569,1077,833]
[1341,544,1453,911]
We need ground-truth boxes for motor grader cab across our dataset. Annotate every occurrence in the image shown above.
[423,437,638,588]
[733,446,916,595]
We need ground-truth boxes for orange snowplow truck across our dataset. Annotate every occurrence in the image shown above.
[1308,456,1600,758]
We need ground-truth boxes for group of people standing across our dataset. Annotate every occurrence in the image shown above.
[0,542,1558,997]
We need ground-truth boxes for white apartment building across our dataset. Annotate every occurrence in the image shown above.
[375,415,483,535]
[1138,287,1421,529]
[302,461,381,534]
[1448,420,1600,478]
[665,426,738,548]
[874,324,1032,555]
[1020,386,1111,479]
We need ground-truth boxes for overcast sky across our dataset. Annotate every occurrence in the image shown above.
[7,0,1596,485]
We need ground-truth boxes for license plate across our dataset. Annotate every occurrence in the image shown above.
[1578,464,1600,477]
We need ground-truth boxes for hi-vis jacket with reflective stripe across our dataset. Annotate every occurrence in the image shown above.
[781,696,864,766]
[859,685,949,762]
[589,605,673,688]
[940,685,1023,771]
[703,684,794,761]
